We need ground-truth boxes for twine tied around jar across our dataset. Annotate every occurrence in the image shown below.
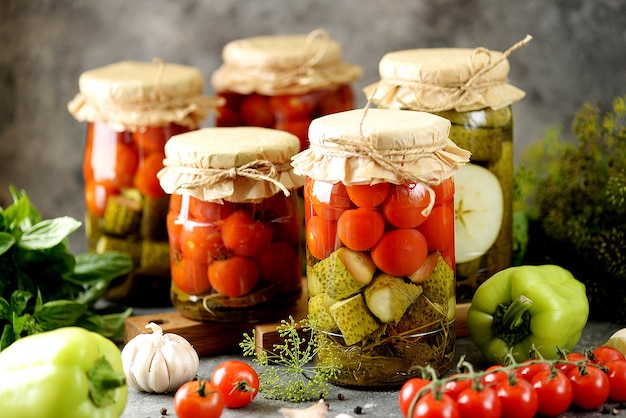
[163,158,293,197]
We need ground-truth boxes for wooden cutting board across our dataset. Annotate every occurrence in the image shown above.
[124,283,470,356]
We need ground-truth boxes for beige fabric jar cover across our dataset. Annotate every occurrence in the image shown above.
[68,60,223,131]
[211,30,363,96]
[291,108,471,213]
[158,127,304,203]
[363,36,532,112]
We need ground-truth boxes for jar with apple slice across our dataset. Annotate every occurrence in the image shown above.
[364,36,531,302]
[68,60,222,306]
[292,108,470,387]
[158,127,304,322]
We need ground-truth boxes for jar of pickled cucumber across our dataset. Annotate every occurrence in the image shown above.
[211,30,362,151]
[68,60,222,306]
[365,38,530,302]
[291,109,471,387]
[158,127,305,322]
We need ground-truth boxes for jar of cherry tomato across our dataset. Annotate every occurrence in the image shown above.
[364,37,531,302]
[158,127,305,322]
[291,109,471,387]
[68,60,222,306]
[211,30,362,151]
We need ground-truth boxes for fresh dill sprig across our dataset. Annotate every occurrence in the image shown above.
[240,316,339,403]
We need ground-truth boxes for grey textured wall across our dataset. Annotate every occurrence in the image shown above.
[1,0,625,251]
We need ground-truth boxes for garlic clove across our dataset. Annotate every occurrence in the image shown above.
[147,350,171,393]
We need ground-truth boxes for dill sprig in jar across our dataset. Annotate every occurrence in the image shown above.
[365,36,532,302]
[68,60,222,306]
[158,127,304,323]
[291,108,471,387]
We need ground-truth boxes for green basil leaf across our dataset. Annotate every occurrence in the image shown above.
[77,308,133,339]
[19,216,81,250]
[0,232,15,256]
[70,252,134,284]
[0,324,17,351]
[10,290,32,316]
[34,300,88,329]
[0,297,12,321]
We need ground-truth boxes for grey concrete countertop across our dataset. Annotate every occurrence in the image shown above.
[120,319,626,418]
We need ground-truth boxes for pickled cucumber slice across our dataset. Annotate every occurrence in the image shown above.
[421,254,455,306]
[329,293,380,345]
[140,240,170,273]
[306,267,324,297]
[308,293,339,332]
[396,294,448,334]
[448,125,502,162]
[435,107,512,128]
[364,274,423,323]
[141,196,170,240]
[454,163,503,264]
[102,194,142,237]
[314,247,376,300]
[96,235,141,265]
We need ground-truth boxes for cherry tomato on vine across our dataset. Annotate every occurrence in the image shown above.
[515,360,551,383]
[605,359,626,402]
[174,380,224,418]
[567,364,610,410]
[399,377,431,417]
[211,360,260,409]
[591,345,626,365]
[337,208,385,251]
[412,391,460,418]
[370,229,428,277]
[531,369,573,417]
[456,386,502,418]
[495,378,538,418]
[208,255,259,298]
[555,352,587,375]
[442,375,472,400]
[481,365,509,388]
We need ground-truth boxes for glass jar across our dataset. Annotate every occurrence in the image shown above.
[68,60,222,306]
[365,44,528,302]
[291,109,471,388]
[211,30,362,152]
[158,127,305,323]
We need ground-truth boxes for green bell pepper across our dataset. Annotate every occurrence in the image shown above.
[0,326,127,418]
[467,264,589,364]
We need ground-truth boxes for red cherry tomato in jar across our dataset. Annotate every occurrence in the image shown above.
[345,183,391,208]
[210,360,260,409]
[370,229,428,277]
[208,255,259,297]
[382,183,431,228]
[240,94,275,127]
[171,258,212,297]
[221,210,273,257]
[306,215,340,260]
[337,208,385,251]
[256,242,299,286]
[308,180,353,221]
[134,152,167,198]
[84,180,118,217]
[189,197,237,223]
[181,224,226,265]
[133,126,168,156]
[269,94,316,120]
[417,203,454,253]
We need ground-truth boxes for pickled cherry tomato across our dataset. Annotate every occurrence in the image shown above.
[134,152,166,198]
[370,229,428,277]
[270,95,316,120]
[189,198,236,222]
[221,210,273,257]
[208,255,259,297]
[172,258,212,295]
[240,94,275,127]
[256,242,299,285]
[418,203,454,252]
[306,215,340,260]
[337,208,385,251]
[84,180,118,217]
[87,126,139,187]
[345,183,390,208]
[382,183,431,228]
[133,126,168,156]
[181,224,226,265]
[275,118,310,151]
[310,181,353,220]
[432,177,455,205]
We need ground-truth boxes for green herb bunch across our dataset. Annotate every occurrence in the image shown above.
[514,95,626,320]
[0,186,133,350]
[240,316,339,402]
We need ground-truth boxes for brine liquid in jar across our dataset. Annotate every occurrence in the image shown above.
[167,192,302,323]
[158,127,305,323]
[292,108,471,388]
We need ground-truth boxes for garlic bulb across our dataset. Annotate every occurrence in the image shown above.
[121,322,200,393]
